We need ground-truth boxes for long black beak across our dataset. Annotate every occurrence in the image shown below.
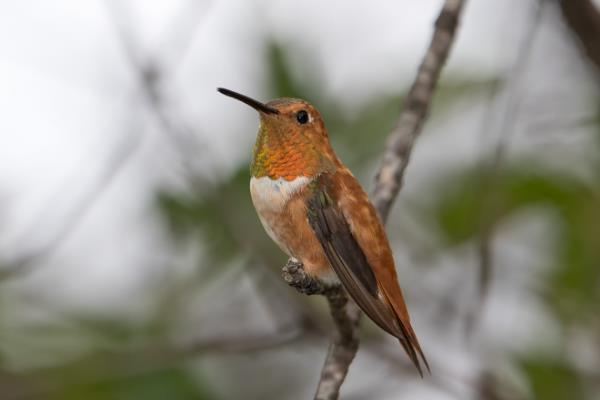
[217,88,279,114]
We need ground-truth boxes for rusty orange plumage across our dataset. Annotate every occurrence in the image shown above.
[218,88,429,375]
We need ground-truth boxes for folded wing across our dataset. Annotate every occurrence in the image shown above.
[306,173,428,375]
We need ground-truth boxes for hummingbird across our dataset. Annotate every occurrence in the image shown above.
[218,87,428,375]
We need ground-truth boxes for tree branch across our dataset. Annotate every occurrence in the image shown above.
[466,1,542,335]
[558,0,600,73]
[372,0,466,222]
[0,1,210,283]
[281,1,467,399]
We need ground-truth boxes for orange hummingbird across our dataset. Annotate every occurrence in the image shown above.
[218,88,429,375]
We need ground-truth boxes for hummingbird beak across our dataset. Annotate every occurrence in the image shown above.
[217,88,279,115]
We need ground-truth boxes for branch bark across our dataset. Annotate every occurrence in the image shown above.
[558,0,600,72]
[371,0,466,222]
[281,1,467,399]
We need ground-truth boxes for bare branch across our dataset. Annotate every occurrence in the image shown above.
[104,0,208,178]
[0,327,306,400]
[0,1,210,283]
[282,260,361,400]
[282,1,467,398]
[314,291,361,400]
[559,0,600,73]
[371,0,467,221]
[0,116,144,282]
[466,2,543,334]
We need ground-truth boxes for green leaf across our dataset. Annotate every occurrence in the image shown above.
[49,367,215,400]
[431,163,600,323]
[520,359,584,400]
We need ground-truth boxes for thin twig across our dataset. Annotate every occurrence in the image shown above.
[558,0,600,73]
[282,1,467,399]
[0,2,210,283]
[371,0,467,221]
[465,2,543,335]
[0,326,306,400]
[314,292,361,400]
[0,117,144,282]
[282,259,361,400]
[105,0,208,179]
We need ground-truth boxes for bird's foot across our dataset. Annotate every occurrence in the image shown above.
[282,258,339,296]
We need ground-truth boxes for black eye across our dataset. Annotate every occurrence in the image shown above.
[296,110,309,124]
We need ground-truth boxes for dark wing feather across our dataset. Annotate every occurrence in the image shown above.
[306,189,402,338]
[306,183,428,376]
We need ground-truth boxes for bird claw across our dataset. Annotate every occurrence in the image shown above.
[282,258,335,296]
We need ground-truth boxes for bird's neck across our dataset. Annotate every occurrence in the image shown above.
[251,127,336,181]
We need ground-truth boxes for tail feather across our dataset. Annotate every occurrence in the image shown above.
[381,290,430,376]
[396,322,429,377]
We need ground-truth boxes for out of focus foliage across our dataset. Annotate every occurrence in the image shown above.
[431,111,600,399]
[435,163,600,322]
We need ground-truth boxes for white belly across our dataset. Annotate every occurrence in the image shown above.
[249,176,310,254]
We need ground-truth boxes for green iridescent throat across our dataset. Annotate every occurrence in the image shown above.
[250,123,271,177]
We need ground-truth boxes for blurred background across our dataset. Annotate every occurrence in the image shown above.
[0,0,599,399]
